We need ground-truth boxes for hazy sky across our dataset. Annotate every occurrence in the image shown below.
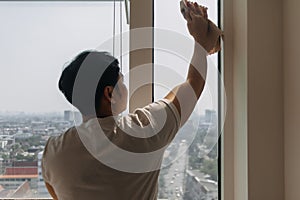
[0,1,218,113]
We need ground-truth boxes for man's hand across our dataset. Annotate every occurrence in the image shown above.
[187,10,209,44]
[183,1,223,54]
[189,2,208,20]
[185,2,210,49]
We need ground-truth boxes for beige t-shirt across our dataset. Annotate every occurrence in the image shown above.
[42,99,180,200]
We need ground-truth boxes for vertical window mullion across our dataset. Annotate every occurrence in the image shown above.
[129,0,154,112]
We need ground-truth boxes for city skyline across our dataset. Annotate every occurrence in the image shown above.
[0,106,218,199]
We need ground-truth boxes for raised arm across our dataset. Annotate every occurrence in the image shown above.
[164,5,209,126]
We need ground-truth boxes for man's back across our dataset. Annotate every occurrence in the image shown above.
[43,127,161,200]
[42,100,180,200]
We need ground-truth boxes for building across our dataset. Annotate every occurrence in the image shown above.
[204,110,217,125]
[64,110,82,124]
[12,161,37,167]
[4,167,37,176]
[185,170,218,200]
[37,151,49,197]
[0,174,38,190]
[14,132,33,139]
[0,167,38,190]
[64,110,72,122]
[0,135,14,149]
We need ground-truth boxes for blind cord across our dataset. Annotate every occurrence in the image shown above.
[113,0,116,57]
[120,0,123,72]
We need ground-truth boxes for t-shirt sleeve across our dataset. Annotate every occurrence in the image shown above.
[158,99,181,128]
[115,99,181,152]
[143,99,181,134]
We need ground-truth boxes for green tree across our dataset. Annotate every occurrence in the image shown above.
[201,159,218,181]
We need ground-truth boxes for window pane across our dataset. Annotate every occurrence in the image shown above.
[154,0,219,199]
[0,2,129,198]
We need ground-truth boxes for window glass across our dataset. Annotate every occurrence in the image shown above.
[154,0,219,199]
[0,2,129,198]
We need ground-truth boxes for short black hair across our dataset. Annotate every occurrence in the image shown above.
[58,50,120,116]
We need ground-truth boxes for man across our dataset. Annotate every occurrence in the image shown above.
[42,3,219,200]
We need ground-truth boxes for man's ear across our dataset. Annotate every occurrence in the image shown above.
[103,86,115,103]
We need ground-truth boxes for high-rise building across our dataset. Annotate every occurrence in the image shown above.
[64,110,82,124]
[64,110,72,122]
[205,109,217,124]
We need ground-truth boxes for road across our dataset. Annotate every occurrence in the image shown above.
[162,141,188,200]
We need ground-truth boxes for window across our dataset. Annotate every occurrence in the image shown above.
[154,0,220,199]
[0,0,221,199]
[0,1,129,198]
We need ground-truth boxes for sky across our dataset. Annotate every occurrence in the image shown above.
[0,0,218,114]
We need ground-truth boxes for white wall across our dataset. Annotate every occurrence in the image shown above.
[284,0,300,199]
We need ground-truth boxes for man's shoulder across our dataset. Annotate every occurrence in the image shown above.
[47,127,74,143]
[135,99,180,128]
[44,127,78,155]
